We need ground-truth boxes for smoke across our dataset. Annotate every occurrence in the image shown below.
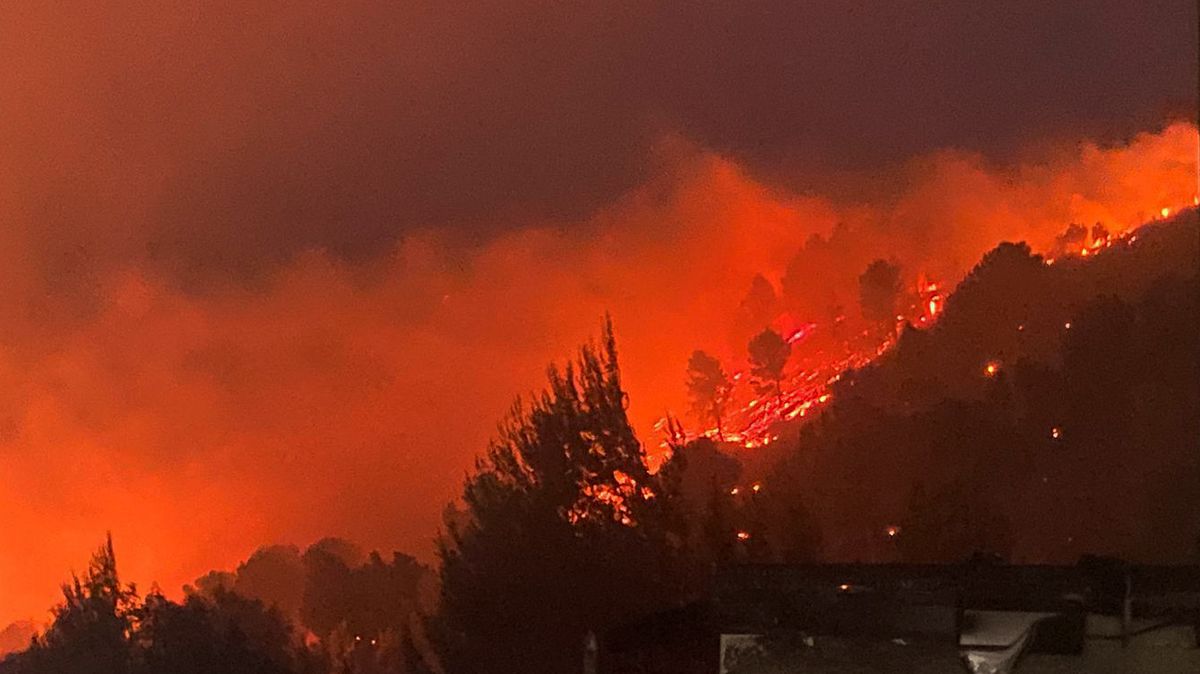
[1,121,1195,625]
[0,0,1196,626]
[0,1,1194,283]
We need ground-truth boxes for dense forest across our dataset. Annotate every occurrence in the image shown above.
[2,210,1197,673]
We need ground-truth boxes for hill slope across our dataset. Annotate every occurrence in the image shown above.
[733,209,1200,564]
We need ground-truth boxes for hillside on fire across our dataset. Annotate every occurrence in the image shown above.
[4,209,1197,674]
[4,2,1198,672]
[695,207,1200,567]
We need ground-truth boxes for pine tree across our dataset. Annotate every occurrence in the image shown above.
[747,328,790,404]
[685,350,731,439]
[436,316,689,674]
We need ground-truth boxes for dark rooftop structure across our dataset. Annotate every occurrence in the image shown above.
[604,559,1200,673]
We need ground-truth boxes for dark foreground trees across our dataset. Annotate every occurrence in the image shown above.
[0,536,320,674]
[10,212,1197,674]
[0,536,436,674]
[435,317,694,674]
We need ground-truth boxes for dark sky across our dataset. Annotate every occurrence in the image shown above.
[0,0,1195,626]
[2,1,1194,286]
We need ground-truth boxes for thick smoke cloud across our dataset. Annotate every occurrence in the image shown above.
[0,0,1195,627]
[1,123,1194,627]
[0,1,1194,284]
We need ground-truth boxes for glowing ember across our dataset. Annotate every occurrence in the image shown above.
[736,531,751,541]
[1050,427,1061,440]
[838,583,851,592]
[661,208,1183,453]
[751,482,762,493]
[786,323,818,344]
[1160,207,1171,218]
[729,486,740,496]
[886,525,899,538]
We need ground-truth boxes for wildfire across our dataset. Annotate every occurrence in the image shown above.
[660,273,946,449]
[567,469,651,527]
[659,203,1195,453]
[786,323,818,344]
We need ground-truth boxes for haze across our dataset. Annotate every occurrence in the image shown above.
[0,0,1196,625]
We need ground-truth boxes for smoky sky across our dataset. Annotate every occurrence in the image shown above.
[1,1,1194,287]
[1,0,1197,628]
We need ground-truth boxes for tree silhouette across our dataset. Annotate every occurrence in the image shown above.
[0,537,316,674]
[747,328,790,403]
[685,350,732,439]
[135,589,307,674]
[737,274,778,330]
[233,545,306,621]
[657,437,742,579]
[858,258,903,326]
[19,534,139,674]
[435,316,689,674]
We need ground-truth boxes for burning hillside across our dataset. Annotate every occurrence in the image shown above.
[668,199,1200,452]
[0,119,1194,628]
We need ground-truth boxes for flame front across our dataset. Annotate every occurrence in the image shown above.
[663,199,1197,451]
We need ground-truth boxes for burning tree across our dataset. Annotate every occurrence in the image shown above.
[747,328,790,403]
[685,350,732,439]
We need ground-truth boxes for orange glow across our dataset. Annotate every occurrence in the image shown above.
[1064,322,1072,330]
[0,101,1193,626]
[751,482,762,493]
[730,486,740,496]
[886,526,899,538]
[984,362,1000,377]
[1050,427,1062,440]
[838,583,851,592]
[1161,207,1171,218]
[736,531,751,541]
